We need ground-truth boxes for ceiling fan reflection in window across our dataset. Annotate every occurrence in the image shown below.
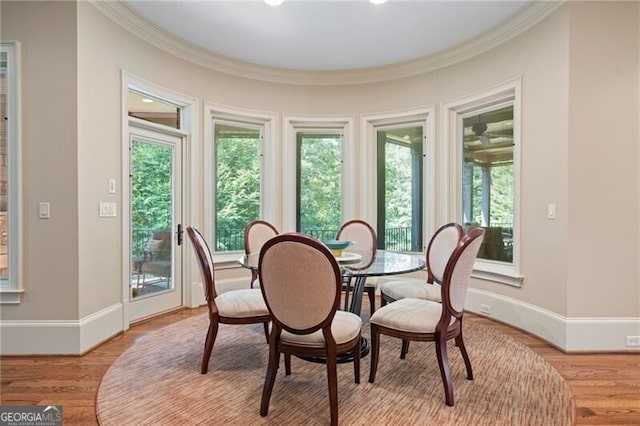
[464,107,514,151]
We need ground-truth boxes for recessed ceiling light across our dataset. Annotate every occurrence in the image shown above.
[370,0,387,4]
[141,98,154,103]
[265,0,284,6]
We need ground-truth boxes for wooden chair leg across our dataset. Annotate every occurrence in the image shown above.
[262,322,269,343]
[353,338,361,384]
[201,319,218,374]
[400,339,410,359]
[368,324,381,383]
[435,335,454,406]
[260,345,280,417]
[326,345,339,426]
[380,294,387,307]
[284,353,291,375]
[366,287,376,316]
[456,331,473,380]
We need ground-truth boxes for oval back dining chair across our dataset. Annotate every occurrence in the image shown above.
[379,222,464,357]
[336,219,378,315]
[244,220,279,288]
[368,227,485,407]
[187,226,270,374]
[380,222,463,306]
[258,233,362,426]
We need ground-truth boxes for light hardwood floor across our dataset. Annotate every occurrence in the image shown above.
[1,304,638,425]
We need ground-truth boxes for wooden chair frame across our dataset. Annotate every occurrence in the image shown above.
[369,228,485,406]
[258,233,361,426]
[336,219,378,316]
[244,220,279,288]
[187,226,270,374]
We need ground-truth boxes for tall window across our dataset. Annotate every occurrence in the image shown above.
[296,131,342,240]
[444,79,521,286]
[462,105,514,263]
[0,42,20,302]
[376,125,424,252]
[213,121,262,251]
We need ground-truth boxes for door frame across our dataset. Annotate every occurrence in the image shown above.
[121,72,199,329]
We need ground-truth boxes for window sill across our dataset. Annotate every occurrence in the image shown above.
[212,251,245,267]
[472,260,523,287]
[0,289,24,304]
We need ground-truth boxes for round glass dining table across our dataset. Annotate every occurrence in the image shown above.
[238,249,426,361]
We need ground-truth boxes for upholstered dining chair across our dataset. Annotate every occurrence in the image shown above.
[336,219,378,316]
[244,220,279,288]
[379,222,464,358]
[368,228,485,407]
[187,226,270,374]
[379,222,463,307]
[258,233,362,426]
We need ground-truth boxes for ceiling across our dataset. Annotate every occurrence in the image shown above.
[124,0,534,72]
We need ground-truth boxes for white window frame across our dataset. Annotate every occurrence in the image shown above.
[0,42,23,304]
[360,106,435,253]
[204,103,278,262]
[442,78,523,286]
[282,115,355,232]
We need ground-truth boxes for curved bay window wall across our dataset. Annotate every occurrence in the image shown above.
[462,105,514,263]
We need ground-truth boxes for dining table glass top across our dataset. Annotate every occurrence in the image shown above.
[238,249,425,278]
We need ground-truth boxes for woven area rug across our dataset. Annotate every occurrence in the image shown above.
[97,312,575,425]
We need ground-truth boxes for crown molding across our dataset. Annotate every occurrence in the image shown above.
[91,0,563,87]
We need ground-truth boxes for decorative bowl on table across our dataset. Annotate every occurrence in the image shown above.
[323,239,352,257]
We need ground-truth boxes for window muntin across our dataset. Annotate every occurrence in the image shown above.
[376,124,424,252]
[296,131,342,240]
[462,105,514,263]
[213,121,262,252]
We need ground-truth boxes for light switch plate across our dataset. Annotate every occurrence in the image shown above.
[99,202,117,217]
[108,179,116,194]
[39,202,50,219]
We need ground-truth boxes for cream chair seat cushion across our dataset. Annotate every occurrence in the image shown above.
[215,289,269,318]
[363,277,377,289]
[379,278,441,302]
[277,311,362,348]
[370,298,453,333]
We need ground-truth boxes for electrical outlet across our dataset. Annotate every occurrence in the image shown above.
[480,304,491,315]
[626,336,640,347]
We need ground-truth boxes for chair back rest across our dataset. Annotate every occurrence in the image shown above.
[259,233,341,334]
[427,223,464,284]
[442,227,485,318]
[186,226,217,302]
[244,220,279,256]
[336,219,377,254]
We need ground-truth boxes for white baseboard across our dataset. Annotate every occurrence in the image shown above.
[2,288,637,354]
[0,303,123,355]
[466,288,640,352]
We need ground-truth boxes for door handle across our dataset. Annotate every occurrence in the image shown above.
[177,224,183,246]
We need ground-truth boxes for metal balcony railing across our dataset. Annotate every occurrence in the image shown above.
[133,224,514,257]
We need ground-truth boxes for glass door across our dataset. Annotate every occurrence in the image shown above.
[128,126,183,322]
